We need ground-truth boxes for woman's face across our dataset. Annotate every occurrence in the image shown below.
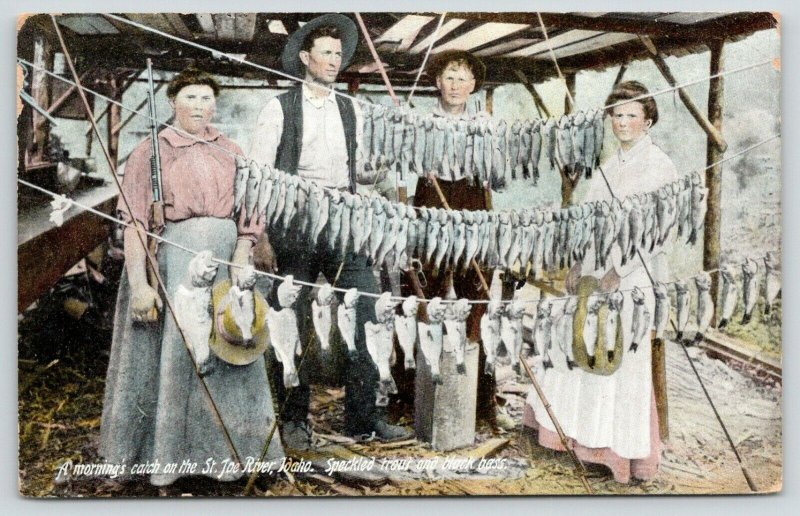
[610,101,652,148]
[169,84,216,135]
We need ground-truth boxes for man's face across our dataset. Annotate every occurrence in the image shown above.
[436,63,476,110]
[300,36,343,85]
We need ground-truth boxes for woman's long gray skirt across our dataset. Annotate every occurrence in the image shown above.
[99,217,284,486]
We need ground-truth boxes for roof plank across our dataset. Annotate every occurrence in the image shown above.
[408,18,465,54]
[235,13,258,41]
[375,14,435,52]
[213,13,237,40]
[162,13,193,39]
[473,38,537,57]
[125,13,176,34]
[195,13,216,36]
[432,22,529,53]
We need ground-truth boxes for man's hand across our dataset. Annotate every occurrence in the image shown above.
[131,284,162,323]
[355,165,388,186]
[252,234,278,273]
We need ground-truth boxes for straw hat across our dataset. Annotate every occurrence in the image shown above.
[209,279,270,366]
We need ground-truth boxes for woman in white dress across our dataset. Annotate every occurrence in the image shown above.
[526,81,679,483]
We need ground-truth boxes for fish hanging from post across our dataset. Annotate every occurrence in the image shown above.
[558,297,579,370]
[674,279,690,343]
[481,299,503,376]
[764,252,781,318]
[312,283,335,351]
[583,295,602,369]
[687,173,708,246]
[337,288,360,359]
[444,299,471,375]
[693,272,713,345]
[366,293,400,395]
[653,281,670,340]
[173,250,219,377]
[741,258,759,325]
[419,297,446,385]
[718,264,738,329]
[535,299,554,369]
[395,296,418,370]
[266,275,303,388]
[502,300,526,374]
[605,291,624,362]
[244,160,262,225]
[629,287,650,353]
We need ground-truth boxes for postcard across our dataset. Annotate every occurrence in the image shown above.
[16,11,781,497]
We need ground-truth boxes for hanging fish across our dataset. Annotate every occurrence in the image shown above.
[653,281,670,340]
[502,300,526,373]
[266,275,303,388]
[542,117,557,170]
[718,264,738,329]
[405,208,419,268]
[369,196,387,262]
[450,211,467,271]
[582,109,597,177]
[376,202,398,269]
[482,118,494,181]
[675,279,690,343]
[604,291,623,362]
[431,117,447,176]
[628,196,644,261]
[558,297,579,369]
[569,111,586,179]
[764,252,781,317]
[676,176,692,238]
[583,295,602,369]
[281,176,298,235]
[534,299,553,366]
[506,212,524,271]
[577,204,593,262]
[478,211,494,266]
[337,193,352,255]
[518,120,532,180]
[327,190,344,254]
[496,212,513,270]
[411,114,425,176]
[394,204,411,270]
[481,299,503,376]
[359,196,375,256]
[243,160,262,225]
[471,120,485,185]
[337,288,360,359]
[295,179,309,235]
[433,209,452,274]
[349,195,365,256]
[508,120,522,179]
[616,198,632,265]
[593,108,605,167]
[556,115,574,178]
[400,111,416,182]
[491,119,508,189]
[455,119,469,179]
[529,120,543,185]
[419,297,446,384]
[311,187,330,248]
[741,258,759,325]
[462,211,480,274]
[395,296,418,370]
[312,283,335,351]
[362,103,374,171]
[392,110,405,175]
[687,173,708,246]
[233,156,250,216]
[382,108,395,169]
[422,116,435,173]
[268,175,286,227]
[371,105,386,170]
[366,318,398,394]
[444,299,471,374]
[174,250,219,376]
[629,287,650,353]
[256,164,274,226]
[693,272,713,345]
[541,211,556,271]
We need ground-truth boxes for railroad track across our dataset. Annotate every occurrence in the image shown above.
[699,329,782,383]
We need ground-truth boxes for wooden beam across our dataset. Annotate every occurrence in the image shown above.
[639,35,727,153]
[613,64,627,87]
[87,69,140,135]
[111,81,165,136]
[514,69,551,118]
[107,75,121,165]
[704,40,724,316]
[45,70,89,115]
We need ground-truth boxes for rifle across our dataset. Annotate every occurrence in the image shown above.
[146,59,165,289]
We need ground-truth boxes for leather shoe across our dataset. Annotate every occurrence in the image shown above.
[282,420,312,451]
[373,420,413,442]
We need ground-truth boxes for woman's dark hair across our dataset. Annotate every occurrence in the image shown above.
[605,80,659,126]
[166,66,221,99]
[301,25,341,52]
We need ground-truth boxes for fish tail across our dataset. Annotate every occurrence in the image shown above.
[741,313,752,325]
[764,304,771,315]
[676,331,683,341]
[692,333,704,345]
[687,229,697,246]
[718,318,728,329]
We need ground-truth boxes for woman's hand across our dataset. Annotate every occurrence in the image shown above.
[131,284,162,322]
[253,234,278,273]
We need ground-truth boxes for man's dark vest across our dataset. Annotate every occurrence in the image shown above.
[275,86,357,193]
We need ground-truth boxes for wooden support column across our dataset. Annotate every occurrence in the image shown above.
[559,73,577,208]
[514,70,551,119]
[639,35,728,153]
[613,64,627,87]
[106,74,122,168]
[30,31,53,164]
[705,40,725,313]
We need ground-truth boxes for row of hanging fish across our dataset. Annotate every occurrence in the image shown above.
[359,104,605,188]
[234,157,707,276]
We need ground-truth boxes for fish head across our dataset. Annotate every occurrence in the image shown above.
[235,265,257,291]
[343,288,360,308]
[317,283,335,305]
[454,299,471,320]
[277,275,301,308]
[536,299,552,319]
[188,250,219,287]
[375,292,400,322]
[721,264,737,281]
[694,272,711,291]
[402,296,419,317]
[586,295,603,314]
[427,297,447,322]
[674,280,688,294]
[654,281,668,298]
[487,299,502,319]
[742,258,759,275]
[631,286,645,304]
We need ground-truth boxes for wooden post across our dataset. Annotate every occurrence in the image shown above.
[30,31,53,164]
[106,74,122,168]
[514,70,551,119]
[613,64,627,87]
[651,336,669,440]
[705,40,725,316]
[639,35,727,153]
[564,72,576,115]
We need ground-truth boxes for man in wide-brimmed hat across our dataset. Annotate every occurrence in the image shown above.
[409,49,515,431]
[245,14,411,451]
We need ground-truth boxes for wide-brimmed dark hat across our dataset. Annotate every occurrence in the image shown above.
[427,50,486,91]
[281,13,359,79]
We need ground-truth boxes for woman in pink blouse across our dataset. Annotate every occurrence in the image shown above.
[100,67,282,488]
